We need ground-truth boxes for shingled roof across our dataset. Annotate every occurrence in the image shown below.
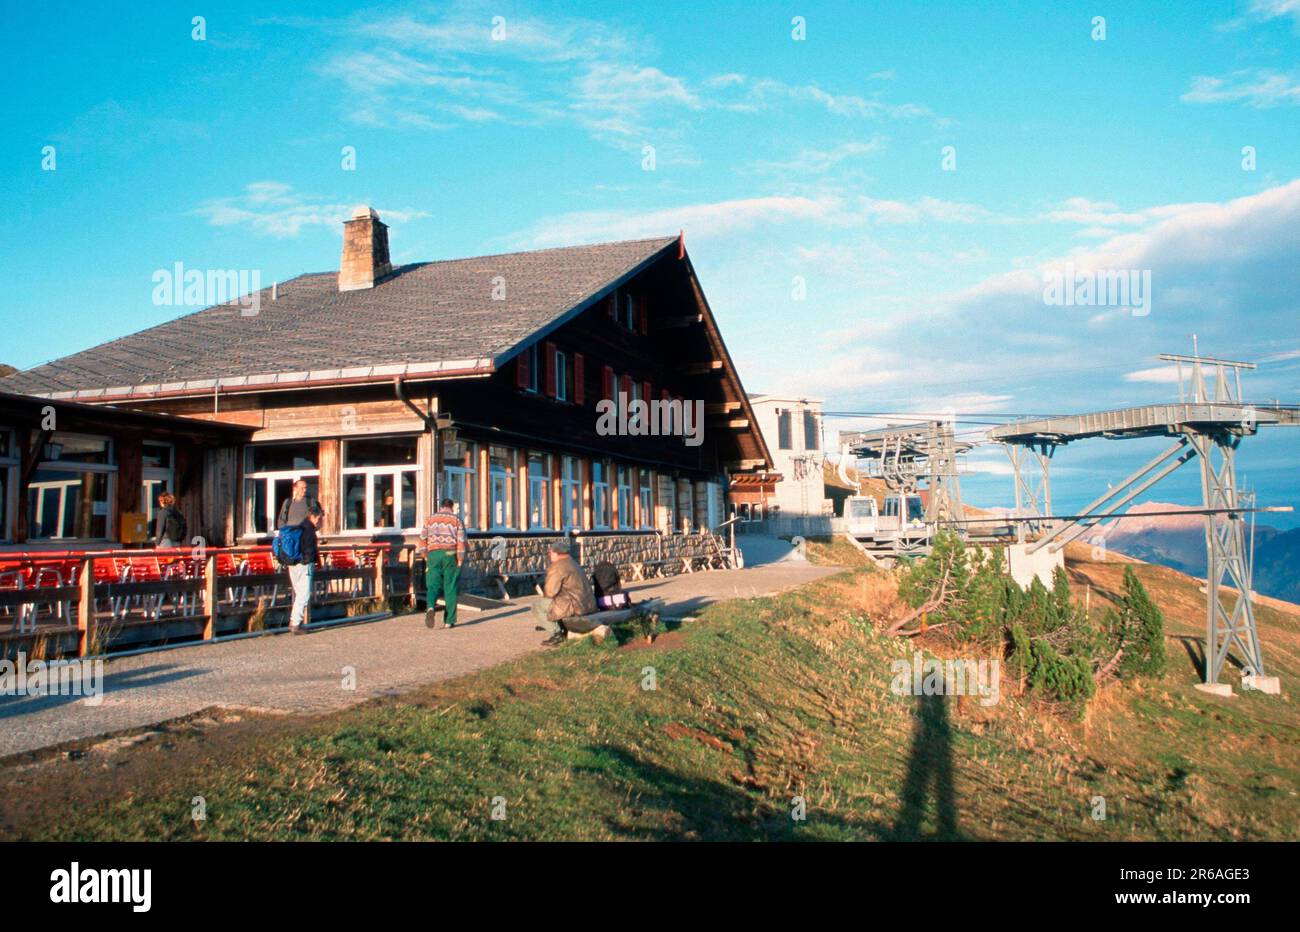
[2,235,679,400]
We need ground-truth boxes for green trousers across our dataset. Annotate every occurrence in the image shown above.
[425,550,461,626]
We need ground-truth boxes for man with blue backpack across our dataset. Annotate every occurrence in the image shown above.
[274,502,324,634]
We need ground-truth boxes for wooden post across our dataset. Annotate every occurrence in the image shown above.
[78,557,95,657]
[202,553,218,640]
[373,547,385,602]
[518,456,529,531]
[405,546,416,607]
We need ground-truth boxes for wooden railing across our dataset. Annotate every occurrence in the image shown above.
[0,544,393,658]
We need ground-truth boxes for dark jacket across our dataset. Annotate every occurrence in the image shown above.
[591,561,622,597]
[297,518,319,565]
[154,506,185,545]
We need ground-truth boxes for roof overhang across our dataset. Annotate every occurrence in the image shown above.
[26,359,495,404]
[0,390,254,441]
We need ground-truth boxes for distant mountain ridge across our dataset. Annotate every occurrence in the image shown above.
[1094,502,1299,603]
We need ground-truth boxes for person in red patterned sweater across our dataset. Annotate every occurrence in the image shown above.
[420,498,466,629]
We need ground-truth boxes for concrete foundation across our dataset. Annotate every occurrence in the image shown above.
[1194,682,1234,697]
[1241,674,1281,695]
[1006,543,1065,589]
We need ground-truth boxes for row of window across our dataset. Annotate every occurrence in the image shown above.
[514,290,654,405]
[0,427,721,542]
[0,429,175,542]
[242,436,697,536]
[440,441,655,532]
[517,341,685,433]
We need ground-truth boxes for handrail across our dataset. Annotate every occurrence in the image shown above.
[0,540,393,657]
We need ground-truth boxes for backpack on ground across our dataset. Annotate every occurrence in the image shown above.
[273,525,305,566]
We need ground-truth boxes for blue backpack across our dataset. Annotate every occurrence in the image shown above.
[273,525,306,566]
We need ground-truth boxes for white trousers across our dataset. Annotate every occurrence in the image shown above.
[289,564,313,626]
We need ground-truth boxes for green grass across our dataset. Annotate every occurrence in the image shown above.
[3,561,1297,841]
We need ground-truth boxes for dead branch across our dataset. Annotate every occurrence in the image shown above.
[886,566,953,636]
[1094,647,1124,682]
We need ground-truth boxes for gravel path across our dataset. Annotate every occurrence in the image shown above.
[0,561,837,757]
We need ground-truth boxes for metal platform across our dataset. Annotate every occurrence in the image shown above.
[985,347,1297,688]
[989,402,1298,445]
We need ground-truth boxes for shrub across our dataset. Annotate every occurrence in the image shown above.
[1116,566,1167,678]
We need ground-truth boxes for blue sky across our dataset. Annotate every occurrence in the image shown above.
[3,0,1299,524]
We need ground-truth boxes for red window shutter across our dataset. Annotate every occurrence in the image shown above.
[660,389,670,402]
[516,347,531,389]
[637,295,648,334]
[545,342,557,398]
[621,374,632,399]
[643,381,652,402]
[573,353,585,405]
[602,365,615,401]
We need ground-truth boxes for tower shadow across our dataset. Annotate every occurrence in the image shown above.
[892,692,960,840]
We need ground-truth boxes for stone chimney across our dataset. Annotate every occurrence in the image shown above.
[338,205,392,291]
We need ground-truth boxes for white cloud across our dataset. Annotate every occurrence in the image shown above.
[749,140,885,174]
[1181,70,1300,107]
[194,183,428,238]
[1124,365,1181,384]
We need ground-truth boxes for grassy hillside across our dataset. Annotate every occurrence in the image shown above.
[0,550,1295,841]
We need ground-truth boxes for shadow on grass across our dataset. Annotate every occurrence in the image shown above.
[571,697,966,842]
[572,743,879,840]
[891,693,962,841]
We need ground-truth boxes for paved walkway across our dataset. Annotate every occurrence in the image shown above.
[0,559,837,757]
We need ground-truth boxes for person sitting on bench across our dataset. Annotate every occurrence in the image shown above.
[591,560,631,610]
[534,538,596,646]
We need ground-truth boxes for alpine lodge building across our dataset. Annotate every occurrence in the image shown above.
[0,209,772,606]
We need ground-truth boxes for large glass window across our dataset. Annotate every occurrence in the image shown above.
[0,428,15,541]
[592,460,610,529]
[243,442,319,535]
[560,456,582,530]
[489,445,517,529]
[343,435,418,531]
[777,409,793,450]
[27,433,116,540]
[638,470,653,529]
[527,452,551,529]
[617,465,632,530]
[442,440,477,526]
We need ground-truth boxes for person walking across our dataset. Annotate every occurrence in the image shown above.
[420,498,466,629]
[287,503,324,634]
[277,479,315,529]
[533,538,597,646]
[153,492,186,548]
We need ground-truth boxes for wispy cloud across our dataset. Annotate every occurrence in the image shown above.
[1181,70,1300,107]
[514,191,997,248]
[1124,365,1181,384]
[193,182,429,238]
[749,140,886,175]
[290,5,945,158]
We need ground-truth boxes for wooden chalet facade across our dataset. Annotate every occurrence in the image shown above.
[0,209,771,573]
